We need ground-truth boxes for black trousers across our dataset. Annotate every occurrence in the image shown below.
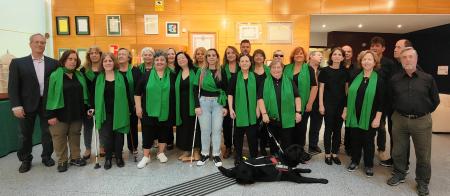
[267,122,293,154]
[101,115,124,159]
[292,112,311,148]
[17,99,53,162]
[308,100,322,148]
[234,124,258,160]
[141,117,171,149]
[223,114,233,149]
[126,113,138,151]
[323,105,344,154]
[344,126,352,153]
[257,119,269,155]
[350,127,376,167]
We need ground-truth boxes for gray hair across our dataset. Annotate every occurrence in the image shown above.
[309,51,322,57]
[29,33,45,43]
[141,47,155,57]
[400,47,418,56]
[154,49,168,62]
[272,50,284,56]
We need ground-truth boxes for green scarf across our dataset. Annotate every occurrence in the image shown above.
[346,71,378,130]
[284,63,310,113]
[123,64,135,101]
[94,71,130,133]
[235,71,257,127]
[46,67,89,110]
[146,68,171,121]
[84,69,96,81]
[262,75,295,128]
[194,69,227,106]
[138,63,153,73]
[175,69,196,126]
[224,63,240,81]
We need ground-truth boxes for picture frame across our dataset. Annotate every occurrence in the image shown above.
[76,48,87,66]
[56,16,70,35]
[190,32,216,53]
[144,15,158,35]
[267,22,293,44]
[75,16,90,35]
[58,48,70,59]
[236,22,262,43]
[166,21,180,37]
[106,15,121,36]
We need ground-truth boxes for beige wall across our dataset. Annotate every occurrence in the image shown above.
[52,0,450,64]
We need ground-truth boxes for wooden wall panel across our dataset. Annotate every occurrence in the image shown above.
[181,0,226,15]
[418,0,450,8]
[52,0,94,15]
[226,0,273,15]
[94,37,137,52]
[370,0,418,13]
[135,0,181,15]
[94,0,135,14]
[321,0,371,13]
[273,0,321,14]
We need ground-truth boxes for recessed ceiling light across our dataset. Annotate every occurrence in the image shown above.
[322,24,326,28]
[358,24,363,28]
[397,24,402,28]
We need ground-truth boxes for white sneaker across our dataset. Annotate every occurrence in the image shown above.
[157,153,168,163]
[137,156,151,169]
[197,154,209,166]
[213,156,222,167]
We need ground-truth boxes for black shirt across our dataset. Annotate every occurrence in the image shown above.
[345,63,361,82]
[318,66,348,107]
[257,76,300,121]
[292,66,318,89]
[91,73,132,116]
[346,75,385,120]
[46,73,84,122]
[390,70,440,115]
[255,71,267,92]
[377,56,396,80]
[193,69,228,107]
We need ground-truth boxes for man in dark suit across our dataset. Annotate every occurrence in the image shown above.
[8,33,59,173]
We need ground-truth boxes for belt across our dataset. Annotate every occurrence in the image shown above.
[398,112,429,119]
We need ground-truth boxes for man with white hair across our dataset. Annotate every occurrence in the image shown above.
[387,47,440,196]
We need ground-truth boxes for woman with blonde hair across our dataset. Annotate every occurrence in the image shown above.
[193,47,207,68]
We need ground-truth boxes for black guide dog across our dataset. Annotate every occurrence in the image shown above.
[218,123,328,184]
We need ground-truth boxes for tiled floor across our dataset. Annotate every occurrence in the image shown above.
[0,131,449,196]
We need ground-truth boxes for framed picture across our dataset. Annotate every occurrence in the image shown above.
[190,32,216,53]
[236,23,262,43]
[166,21,180,37]
[75,16,90,35]
[267,22,293,44]
[106,15,121,36]
[144,15,158,35]
[56,16,70,35]
[58,48,70,59]
[77,48,88,66]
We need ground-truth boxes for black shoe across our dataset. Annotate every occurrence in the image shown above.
[70,158,87,166]
[116,158,125,167]
[308,146,322,155]
[365,167,374,177]
[213,156,222,167]
[417,184,430,196]
[167,144,174,150]
[347,162,358,172]
[325,157,332,165]
[82,154,91,160]
[104,159,112,170]
[42,158,55,167]
[19,161,31,173]
[332,156,341,165]
[197,154,210,166]
[387,174,406,186]
[57,162,68,172]
[380,158,393,167]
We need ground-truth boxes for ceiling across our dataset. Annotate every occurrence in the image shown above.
[310,14,450,33]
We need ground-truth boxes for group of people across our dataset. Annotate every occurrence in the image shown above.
[8,33,439,196]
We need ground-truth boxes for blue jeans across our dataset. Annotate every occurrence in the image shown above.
[198,96,224,156]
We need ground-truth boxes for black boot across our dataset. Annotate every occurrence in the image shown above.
[104,158,112,170]
[116,157,125,167]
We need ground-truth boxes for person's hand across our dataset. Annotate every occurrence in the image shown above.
[295,113,302,123]
[372,118,380,128]
[135,106,143,119]
[305,103,313,112]
[262,113,270,123]
[13,108,25,119]
[48,118,58,126]
[195,108,202,116]
[256,108,261,119]
[229,109,236,119]
[341,110,347,121]
[222,108,228,117]
[319,105,325,115]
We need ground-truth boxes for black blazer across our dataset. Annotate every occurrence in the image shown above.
[8,55,59,113]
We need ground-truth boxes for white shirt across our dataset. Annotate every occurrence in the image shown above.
[32,55,45,96]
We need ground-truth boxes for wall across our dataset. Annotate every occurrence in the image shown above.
[0,0,53,58]
[51,0,450,64]
[310,32,328,47]
[406,24,450,93]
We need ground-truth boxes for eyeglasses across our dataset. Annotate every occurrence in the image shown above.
[274,54,284,57]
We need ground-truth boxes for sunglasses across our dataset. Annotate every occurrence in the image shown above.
[274,54,284,57]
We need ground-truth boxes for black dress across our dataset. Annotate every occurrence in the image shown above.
[176,75,200,151]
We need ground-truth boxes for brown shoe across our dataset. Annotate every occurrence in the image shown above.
[178,152,190,160]
[181,156,194,162]
[193,149,201,161]
[223,148,232,159]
